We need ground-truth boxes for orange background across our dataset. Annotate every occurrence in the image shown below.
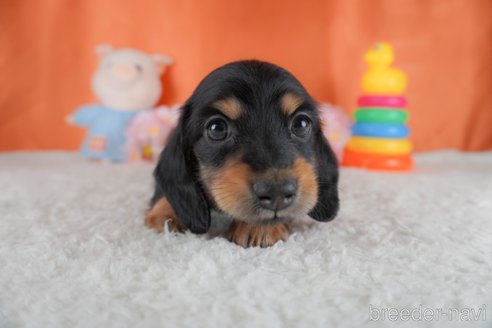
[1,0,491,152]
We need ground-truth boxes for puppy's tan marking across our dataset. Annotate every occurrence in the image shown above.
[201,160,252,218]
[145,197,185,233]
[293,158,318,211]
[213,97,242,120]
[228,220,289,248]
[281,92,303,116]
[201,157,319,221]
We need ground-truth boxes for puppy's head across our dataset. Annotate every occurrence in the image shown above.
[156,60,339,233]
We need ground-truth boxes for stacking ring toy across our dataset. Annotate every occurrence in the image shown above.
[342,149,413,171]
[352,122,409,138]
[358,107,405,111]
[358,95,407,108]
[346,137,412,154]
[355,109,408,124]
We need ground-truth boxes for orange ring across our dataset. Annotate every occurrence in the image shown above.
[342,149,413,172]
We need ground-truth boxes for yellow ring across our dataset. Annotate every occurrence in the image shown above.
[346,137,412,155]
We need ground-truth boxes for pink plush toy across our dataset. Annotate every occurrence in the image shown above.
[126,105,181,162]
[318,103,352,161]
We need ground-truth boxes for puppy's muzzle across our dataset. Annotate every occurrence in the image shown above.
[252,178,297,211]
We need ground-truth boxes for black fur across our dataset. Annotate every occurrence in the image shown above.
[308,129,339,222]
[151,115,211,233]
[151,60,339,233]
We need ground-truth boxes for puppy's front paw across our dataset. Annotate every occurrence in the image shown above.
[228,220,289,248]
[145,197,185,233]
[145,214,184,233]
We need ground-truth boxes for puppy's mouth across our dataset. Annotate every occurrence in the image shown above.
[255,208,296,225]
[260,216,289,226]
[200,158,319,226]
[212,194,311,226]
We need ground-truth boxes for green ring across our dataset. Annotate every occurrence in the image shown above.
[355,109,408,124]
[358,107,405,111]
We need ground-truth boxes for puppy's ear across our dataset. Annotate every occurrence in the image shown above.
[153,113,210,233]
[309,131,339,222]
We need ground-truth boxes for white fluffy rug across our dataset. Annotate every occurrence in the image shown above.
[1,151,491,328]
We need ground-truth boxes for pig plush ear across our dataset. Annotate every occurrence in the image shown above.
[152,54,173,74]
[94,44,113,58]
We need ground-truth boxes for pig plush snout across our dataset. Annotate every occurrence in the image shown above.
[111,63,140,81]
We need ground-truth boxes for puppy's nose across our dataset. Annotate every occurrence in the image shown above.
[253,179,297,211]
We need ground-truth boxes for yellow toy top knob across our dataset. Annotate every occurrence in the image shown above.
[361,42,407,95]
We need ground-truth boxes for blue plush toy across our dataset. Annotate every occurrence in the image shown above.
[72,105,139,161]
[67,44,172,162]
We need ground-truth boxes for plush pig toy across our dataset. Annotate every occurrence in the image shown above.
[67,45,172,162]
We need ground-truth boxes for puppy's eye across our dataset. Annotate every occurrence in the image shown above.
[206,118,229,141]
[135,64,143,72]
[291,114,312,138]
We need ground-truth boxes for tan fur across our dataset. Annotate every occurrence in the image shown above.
[201,160,253,219]
[228,220,289,247]
[213,97,242,120]
[292,158,318,212]
[280,92,303,116]
[200,157,319,223]
[144,197,185,233]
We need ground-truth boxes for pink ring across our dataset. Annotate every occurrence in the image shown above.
[358,95,407,108]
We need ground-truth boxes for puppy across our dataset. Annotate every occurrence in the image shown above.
[145,60,339,247]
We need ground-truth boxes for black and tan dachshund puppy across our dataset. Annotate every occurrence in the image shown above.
[145,60,339,247]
